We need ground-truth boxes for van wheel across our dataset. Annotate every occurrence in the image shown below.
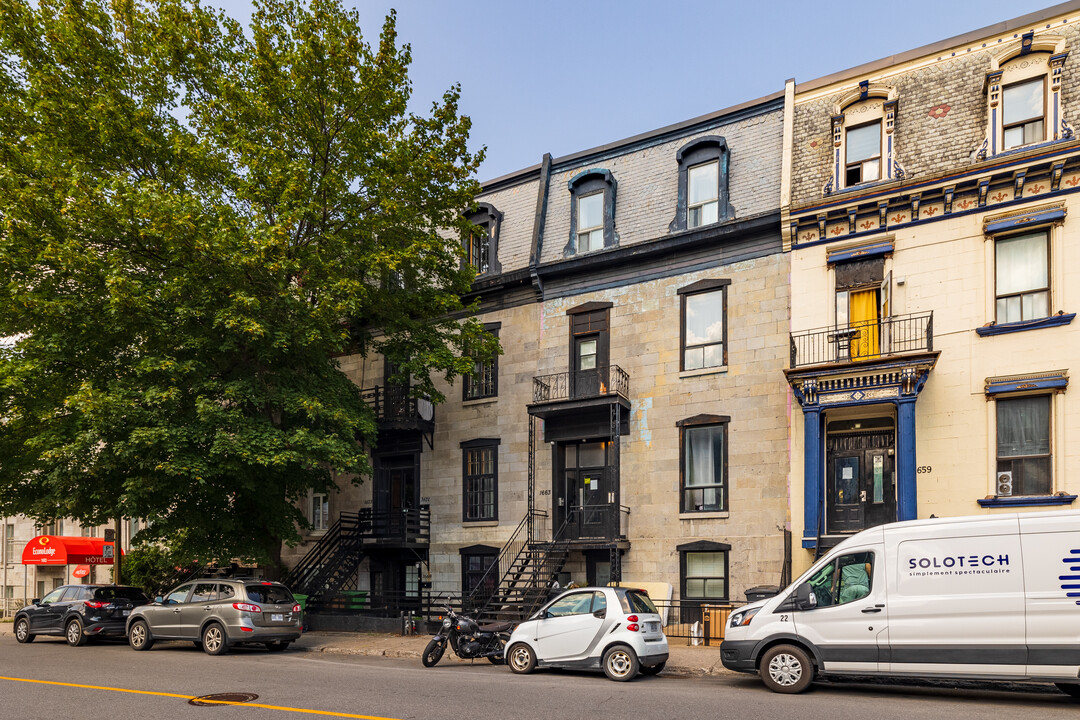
[602,644,640,681]
[202,623,229,655]
[1056,683,1080,699]
[65,619,87,647]
[760,644,813,693]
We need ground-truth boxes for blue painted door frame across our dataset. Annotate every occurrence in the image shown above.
[801,399,917,549]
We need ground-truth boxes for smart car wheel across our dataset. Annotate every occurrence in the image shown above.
[128,620,153,651]
[202,623,229,656]
[507,643,536,674]
[760,644,814,694]
[602,644,639,681]
[640,660,665,676]
[65,619,86,647]
[14,617,33,644]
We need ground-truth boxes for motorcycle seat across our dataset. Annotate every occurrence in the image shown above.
[479,622,514,633]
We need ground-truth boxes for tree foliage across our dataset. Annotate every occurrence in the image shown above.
[0,0,494,569]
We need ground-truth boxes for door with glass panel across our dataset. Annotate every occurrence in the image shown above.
[559,442,615,540]
[826,430,895,534]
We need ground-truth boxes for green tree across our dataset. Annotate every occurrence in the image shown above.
[0,0,496,573]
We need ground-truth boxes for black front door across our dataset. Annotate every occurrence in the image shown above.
[557,441,617,540]
[373,453,419,536]
[826,429,895,534]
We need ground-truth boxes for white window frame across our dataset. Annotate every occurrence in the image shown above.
[687,160,719,229]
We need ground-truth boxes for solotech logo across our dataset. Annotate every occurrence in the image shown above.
[1063,549,1080,606]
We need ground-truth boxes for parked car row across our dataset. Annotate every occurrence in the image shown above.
[13,579,301,655]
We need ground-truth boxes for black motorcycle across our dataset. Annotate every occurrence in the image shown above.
[421,605,512,667]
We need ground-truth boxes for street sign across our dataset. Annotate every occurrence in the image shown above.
[102,544,114,559]
[103,529,116,542]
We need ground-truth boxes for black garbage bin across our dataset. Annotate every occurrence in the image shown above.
[745,585,780,603]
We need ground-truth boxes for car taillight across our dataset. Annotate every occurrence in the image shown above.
[626,615,639,623]
[233,602,262,613]
[292,604,301,613]
[627,623,640,632]
[84,601,108,609]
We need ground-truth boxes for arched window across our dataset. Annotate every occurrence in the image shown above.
[565,169,617,257]
[979,33,1070,159]
[670,136,734,231]
[823,82,900,195]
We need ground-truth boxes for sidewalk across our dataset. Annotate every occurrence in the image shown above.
[299,630,732,677]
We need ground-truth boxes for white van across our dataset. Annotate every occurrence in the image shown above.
[720,510,1080,696]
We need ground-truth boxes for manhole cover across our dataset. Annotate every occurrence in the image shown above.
[188,693,260,707]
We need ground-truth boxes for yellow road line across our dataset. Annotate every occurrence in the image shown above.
[0,676,403,719]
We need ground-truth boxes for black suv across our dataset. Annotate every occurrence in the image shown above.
[14,584,150,646]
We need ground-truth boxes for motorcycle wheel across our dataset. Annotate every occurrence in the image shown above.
[487,638,506,664]
[422,638,445,667]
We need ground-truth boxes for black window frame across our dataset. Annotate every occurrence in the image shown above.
[464,202,503,276]
[678,279,729,371]
[677,414,730,513]
[995,393,1052,496]
[677,540,731,622]
[460,544,499,599]
[670,136,734,232]
[565,169,617,257]
[461,438,500,522]
[463,323,500,401]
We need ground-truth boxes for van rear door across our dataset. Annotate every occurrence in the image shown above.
[886,517,1024,677]
[791,544,888,674]
[1019,512,1080,679]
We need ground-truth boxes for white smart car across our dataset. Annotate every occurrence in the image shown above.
[505,586,668,681]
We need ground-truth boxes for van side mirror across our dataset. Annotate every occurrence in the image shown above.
[794,584,818,611]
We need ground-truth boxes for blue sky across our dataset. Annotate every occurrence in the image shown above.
[212,0,1060,182]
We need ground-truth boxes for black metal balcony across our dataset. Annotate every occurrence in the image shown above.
[361,384,435,434]
[531,365,630,404]
[789,312,934,369]
[359,506,430,547]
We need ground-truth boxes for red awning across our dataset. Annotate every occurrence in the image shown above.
[21,536,124,565]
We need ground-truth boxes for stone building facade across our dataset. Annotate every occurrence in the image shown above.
[284,93,792,612]
[783,2,1080,573]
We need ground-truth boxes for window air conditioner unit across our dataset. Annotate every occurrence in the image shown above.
[996,471,1013,497]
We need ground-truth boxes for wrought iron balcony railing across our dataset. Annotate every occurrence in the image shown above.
[789,312,934,369]
[532,365,630,404]
[359,506,430,545]
[360,384,434,427]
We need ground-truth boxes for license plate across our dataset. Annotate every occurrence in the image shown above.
[271,614,283,622]
[647,622,659,632]
[123,610,130,616]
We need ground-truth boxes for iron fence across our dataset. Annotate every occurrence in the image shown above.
[650,599,743,646]
[789,312,933,368]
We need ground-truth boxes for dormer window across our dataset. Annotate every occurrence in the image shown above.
[687,161,719,228]
[464,202,502,276]
[577,192,604,252]
[1002,77,1046,150]
[467,224,489,274]
[565,169,617,257]
[845,121,882,186]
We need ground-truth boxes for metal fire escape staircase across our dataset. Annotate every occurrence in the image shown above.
[282,511,366,602]
[466,510,572,623]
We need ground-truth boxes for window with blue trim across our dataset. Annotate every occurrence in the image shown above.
[995,229,1049,324]
[996,395,1051,497]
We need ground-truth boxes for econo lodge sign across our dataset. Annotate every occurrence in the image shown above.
[20,535,120,565]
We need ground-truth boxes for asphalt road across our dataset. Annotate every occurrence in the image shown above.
[1,632,1078,720]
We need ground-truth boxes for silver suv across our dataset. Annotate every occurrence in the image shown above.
[126,579,301,655]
